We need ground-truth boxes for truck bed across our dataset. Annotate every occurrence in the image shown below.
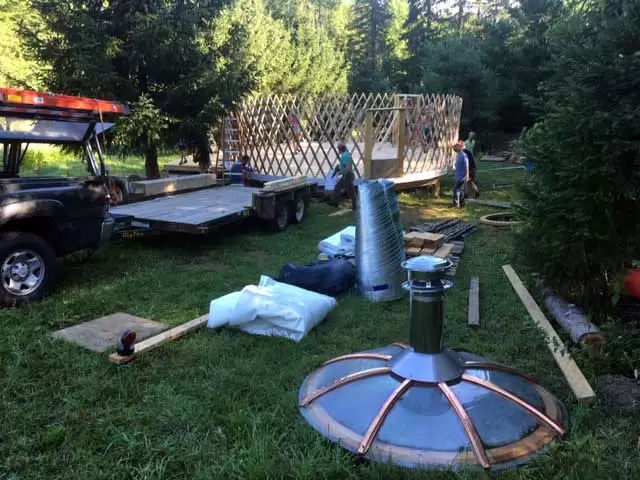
[110,185,260,234]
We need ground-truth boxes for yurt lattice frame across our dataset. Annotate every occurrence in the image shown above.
[234,93,463,182]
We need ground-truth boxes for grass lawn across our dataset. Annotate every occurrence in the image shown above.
[1,166,638,479]
[17,144,167,177]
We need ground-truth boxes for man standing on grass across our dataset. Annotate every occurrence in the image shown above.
[330,142,357,210]
[464,131,480,198]
[453,140,469,208]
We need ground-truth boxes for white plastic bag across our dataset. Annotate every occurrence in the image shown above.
[207,276,337,342]
[318,225,356,256]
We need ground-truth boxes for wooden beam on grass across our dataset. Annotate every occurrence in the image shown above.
[328,208,351,217]
[502,265,596,403]
[468,277,480,328]
[363,110,373,179]
[109,314,209,365]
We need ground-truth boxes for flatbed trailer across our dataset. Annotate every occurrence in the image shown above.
[109,181,316,235]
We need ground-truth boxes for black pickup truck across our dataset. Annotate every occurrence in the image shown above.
[0,89,129,306]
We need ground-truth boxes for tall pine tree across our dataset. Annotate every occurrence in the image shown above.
[348,0,392,92]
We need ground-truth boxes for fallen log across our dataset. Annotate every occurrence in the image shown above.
[536,281,606,357]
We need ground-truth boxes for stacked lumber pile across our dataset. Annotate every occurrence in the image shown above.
[403,232,455,259]
[261,176,307,192]
[129,173,218,197]
[405,219,476,274]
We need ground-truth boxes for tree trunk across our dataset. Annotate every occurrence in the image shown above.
[457,0,465,35]
[145,143,161,179]
[195,137,211,173]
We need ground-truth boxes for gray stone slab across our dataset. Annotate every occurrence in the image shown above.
[51,312,168,353]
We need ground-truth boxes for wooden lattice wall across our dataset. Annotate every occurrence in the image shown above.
[235,93,463,179]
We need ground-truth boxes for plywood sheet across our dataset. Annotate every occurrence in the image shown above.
[51,312,168,353]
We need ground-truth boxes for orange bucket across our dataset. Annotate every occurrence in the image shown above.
[624,268,640,299]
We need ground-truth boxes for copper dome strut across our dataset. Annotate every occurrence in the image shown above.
[439,381,491,469]
[299,367,391,408]
[462,374,566,435]
[357,379,413,455]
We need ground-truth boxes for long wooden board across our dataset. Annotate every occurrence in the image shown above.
[108,314,209,365]
[433,243,454,259]
[466,198,512,209]
[262,176,307,192]
[468,277,480,327]
[502,265,596,403]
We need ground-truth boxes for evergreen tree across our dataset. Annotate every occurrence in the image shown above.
[23,0,253,177]
[348,0,392,92]
[0,0,46,89]
[517,0,640,317]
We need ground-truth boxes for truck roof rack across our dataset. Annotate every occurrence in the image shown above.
[0,88,130,144]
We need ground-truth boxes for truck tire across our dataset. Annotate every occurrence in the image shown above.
[291,194,307,224]
[272,201,290,232]
[0,232,60,307]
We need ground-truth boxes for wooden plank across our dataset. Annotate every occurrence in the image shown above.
[502,265,596,403]
[468,277,480,327]
[403,232,424,248]
[108,315,209,365]
[413,232,445,249]
[262,176,307,192]
[406,247,422,257]
[466,198,512,209]
[363,110,373,179]
[328,208,351,217]
[480,155,507,162]
[450,240,465,256]
[433,243,454,259]
[403,232,417,247]
[445,256,460,277]
[396,105,405,173]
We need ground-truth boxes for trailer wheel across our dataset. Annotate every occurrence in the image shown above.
[291,194,306,224]
[0,232,59,307]
[272,201,290,232]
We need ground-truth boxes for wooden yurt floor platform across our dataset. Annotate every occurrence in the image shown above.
[162,140,449,191]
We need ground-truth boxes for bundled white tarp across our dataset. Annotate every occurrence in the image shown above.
[207,275,337,342]
[318,225,356,256]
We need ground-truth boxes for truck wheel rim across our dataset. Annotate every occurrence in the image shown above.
[1,249,46,296]
[295,197,305,222]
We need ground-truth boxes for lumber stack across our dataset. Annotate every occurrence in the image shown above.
[403,232,455,259]
[261,176,307,192]
[129,174,218,197]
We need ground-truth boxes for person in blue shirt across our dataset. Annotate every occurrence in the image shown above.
[330,142,357,210]
[453,140,469,208]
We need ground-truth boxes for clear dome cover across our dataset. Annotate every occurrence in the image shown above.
[299,344,567,471]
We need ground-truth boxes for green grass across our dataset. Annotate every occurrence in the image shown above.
[16,144,172,177]
[1,169,638,479]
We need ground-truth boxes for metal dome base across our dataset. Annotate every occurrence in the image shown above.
[299,343,567,471]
